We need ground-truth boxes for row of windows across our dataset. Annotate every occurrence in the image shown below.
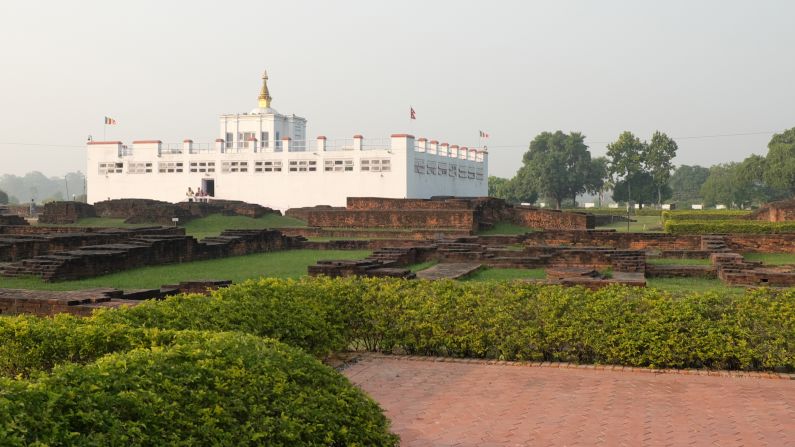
[414,160,483,180]
[102,158,481,178]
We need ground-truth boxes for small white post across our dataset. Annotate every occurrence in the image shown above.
[353,134,363,151]
[317,136,327,152]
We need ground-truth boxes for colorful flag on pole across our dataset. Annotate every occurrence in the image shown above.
[104,117,117,125]
[410,107,416,120]
[479,130,489,138]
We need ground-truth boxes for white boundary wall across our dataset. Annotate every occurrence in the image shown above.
[86,135,487,210]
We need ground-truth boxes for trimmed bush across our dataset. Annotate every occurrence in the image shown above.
[92,277,363,357]
[665,219,795,234]
[565,208,663,216]
[95,278,795,371]
[661,209,751,222]
[0,331,399,446]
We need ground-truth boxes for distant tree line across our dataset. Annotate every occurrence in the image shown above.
[0,171,86,205]
[489,127,795,209]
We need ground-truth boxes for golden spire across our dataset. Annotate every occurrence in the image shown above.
[258,70,272,108]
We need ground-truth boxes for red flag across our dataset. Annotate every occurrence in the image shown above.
[105,116,117,125]
[410,107,416,120]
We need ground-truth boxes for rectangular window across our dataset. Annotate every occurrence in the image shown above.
[360,158,391,172]
[288,160,317,172]
[438,162,448,175]
[127,162,152,174]
[324,159,354,172]
[427,161,437,175]
[99,162,124,174]
[448,164,457,177]
[414,159,425,174]
[225,132,233,149]
[221,161,249,173]
[260,132,270,148]
[242,132,256,149]
[476,168,484,180]
[459,166,468,178]
[468,168,476,179]
[189,161,216,173]
[254,160,282,172]
[158,161,184,173]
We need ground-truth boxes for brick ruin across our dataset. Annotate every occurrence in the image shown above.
[0,205,28,226]
[296,197,594,231]
[39,199,280,225]
[0,280,231,317]
[308,230,795,288]
[747,198,795,222]
[0,226,303,282]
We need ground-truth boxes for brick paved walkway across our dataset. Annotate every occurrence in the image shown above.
[343,355,795,446]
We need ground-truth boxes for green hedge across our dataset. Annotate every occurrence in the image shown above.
[661,210,751,222]
[0,326,398,446]
[665,219,795,234]
[98,278,795,371]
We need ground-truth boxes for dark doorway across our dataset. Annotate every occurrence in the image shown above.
[202,178,215,197]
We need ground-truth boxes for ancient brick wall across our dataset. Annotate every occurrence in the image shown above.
[522,230,702,251]
[0,215,28,225]
[724,234,795,253]
[38,201,96,224]
[277,227,472,240]
[306,209,478,230]
[511,208,591,230]
[747,198,795,222]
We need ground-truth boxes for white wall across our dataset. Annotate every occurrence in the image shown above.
[86,135,487,210]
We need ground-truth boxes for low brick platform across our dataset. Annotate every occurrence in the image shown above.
[344,354,795,447]
[415,262,482,280]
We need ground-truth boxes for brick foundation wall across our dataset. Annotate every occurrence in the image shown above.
[512,208,592,230]
[724,234,795,253]
[306,209,479,231]
[277,227,473,240]
[38,201,97,224]
[0,215,28,225]
[522,230,702,251]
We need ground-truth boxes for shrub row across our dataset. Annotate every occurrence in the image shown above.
[0,327,398,446]
[661,209,751,222]
[94,278,795,371]
[665,219,795,234]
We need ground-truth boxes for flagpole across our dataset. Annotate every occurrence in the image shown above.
[103,120,106,141]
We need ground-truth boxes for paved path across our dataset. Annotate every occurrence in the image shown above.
[416,263,482,280]
[343,355,795,447]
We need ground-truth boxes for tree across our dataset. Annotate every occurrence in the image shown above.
[488,176,510,198]
[762,127,795,195]
[700,163,755,208]
[612,172,671,205]
[606,131,646,207]
[668,165,710,205]
[645,131,678,207]
[522,131,597,209]
[0,189,8,205]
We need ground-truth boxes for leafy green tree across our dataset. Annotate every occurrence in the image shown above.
[646,131,678,207]
[522,131,597,209]
[700,163,753,208]
[762,127,795,195]
[0,189,8,205]
[668,165,710,205]
[612,172,671,205]
[488,176,511,198]
[606,131,646,206]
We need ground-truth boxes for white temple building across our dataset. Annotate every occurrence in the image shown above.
[86,71,488,210]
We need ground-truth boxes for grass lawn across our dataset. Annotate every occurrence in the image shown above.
[407,260,439,273]
[55,214,307,241]
[743,253,795,265]
[463,267,546,281]
[646,258,712,266]
[477,222,535,235]
[645,277,744,296]
[182,214,306,240]
[0,249,370,291]
[596,215,664,233]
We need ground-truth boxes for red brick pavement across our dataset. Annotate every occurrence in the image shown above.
[343,355,795,447]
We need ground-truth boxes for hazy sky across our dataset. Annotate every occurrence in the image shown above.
[1,0,794,178]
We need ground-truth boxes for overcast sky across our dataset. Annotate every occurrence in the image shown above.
[1,0,794,178]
